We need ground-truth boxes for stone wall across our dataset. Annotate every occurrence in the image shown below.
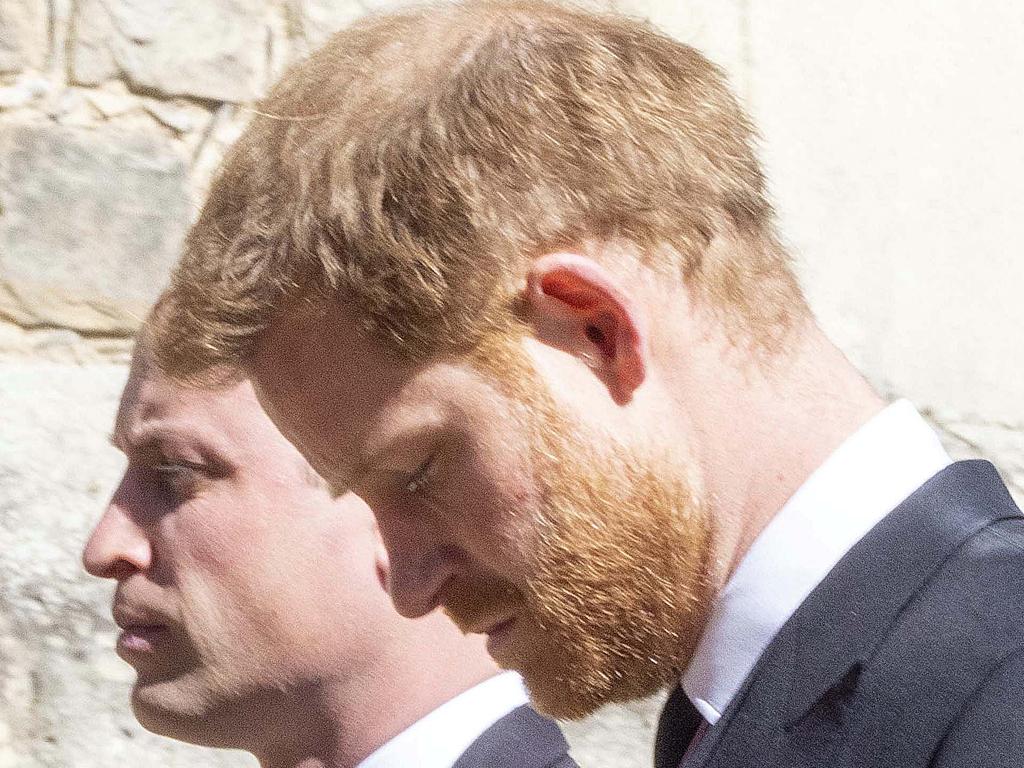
[2,2,1021,766]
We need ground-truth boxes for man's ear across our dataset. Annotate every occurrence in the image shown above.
[523,252,647,404]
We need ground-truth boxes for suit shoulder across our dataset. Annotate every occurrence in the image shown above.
[850,514,1024,753]
[952,515,1024,626]
[452,705,575,768]
[894,514,1024,676]
[978,513,1024,553]
[930,646,1024,767]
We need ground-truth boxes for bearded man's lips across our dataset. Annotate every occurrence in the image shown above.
[445,603,520,656]
[482,616,517,659]
[439,576,522,630]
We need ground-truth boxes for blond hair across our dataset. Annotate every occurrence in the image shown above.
[155,0,804,380]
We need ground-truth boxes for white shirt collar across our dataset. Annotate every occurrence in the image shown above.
[356,672,529,768]
[681,399,951,723]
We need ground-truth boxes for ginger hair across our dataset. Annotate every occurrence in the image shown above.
[154,0,805,381]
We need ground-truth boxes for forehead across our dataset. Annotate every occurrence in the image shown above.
[115,355,292,462]
[249,306,508,484]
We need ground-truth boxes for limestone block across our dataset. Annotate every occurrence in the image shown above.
[0,73,50,110]
[70,0,268,102]
[143,98,210,134]
[0,363,254,766]
[287,0,360,54]
[41,87,92,124]
[0,1,48,74]
[746,1,1024,429]
[83,82,137,118]
[191,103,249,192]
[0,122,190,334]
[288,0,419,56]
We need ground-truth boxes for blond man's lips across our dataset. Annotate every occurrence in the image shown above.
[117,625,170,656]
[112,603,172,657]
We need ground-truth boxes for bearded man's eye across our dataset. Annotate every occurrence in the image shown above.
[405,454,437,495]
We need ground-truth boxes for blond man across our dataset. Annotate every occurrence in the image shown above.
[83,334,577,768]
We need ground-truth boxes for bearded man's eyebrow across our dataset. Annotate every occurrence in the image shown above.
[302,464,345,496]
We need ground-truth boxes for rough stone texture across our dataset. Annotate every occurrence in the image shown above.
[747,1,1024,439]
[1,2,1022,767]
[70,0,268,102]
[0,322,134,364]
[0,1,48,74]
[287,0,426,54]
[0,72,51,109]
[287,0,363,53]
[0,122,190,334]
[563,695,664,768]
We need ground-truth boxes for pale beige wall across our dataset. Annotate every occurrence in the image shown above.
[2,2,1021,766]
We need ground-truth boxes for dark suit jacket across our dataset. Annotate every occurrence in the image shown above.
[453,704,578,768]
[655,460,1024,768]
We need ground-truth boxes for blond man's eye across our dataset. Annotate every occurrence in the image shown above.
[154,461,201,499]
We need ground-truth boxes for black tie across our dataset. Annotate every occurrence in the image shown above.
[678,717,709,767]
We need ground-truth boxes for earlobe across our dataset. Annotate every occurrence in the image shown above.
[524,253,647,404]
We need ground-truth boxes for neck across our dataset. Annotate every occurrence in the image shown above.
[680,319,886,593]
[249,621,499,768]
[244,683,373,768]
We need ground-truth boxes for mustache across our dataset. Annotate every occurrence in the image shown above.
[440,575,524,634]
